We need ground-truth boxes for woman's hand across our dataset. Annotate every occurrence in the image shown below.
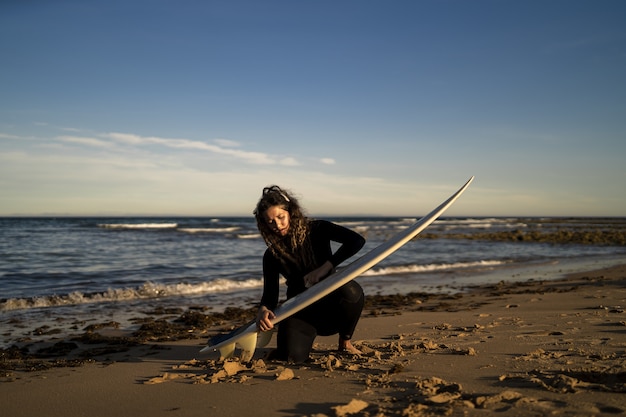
[256,306,276,332]
[303,261,334,288]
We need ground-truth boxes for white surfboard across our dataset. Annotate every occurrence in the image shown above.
[201,176,474,360]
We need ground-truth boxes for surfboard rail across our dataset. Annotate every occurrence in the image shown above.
[201,176,474,359]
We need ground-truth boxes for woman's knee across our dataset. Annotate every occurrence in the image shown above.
[338,281,364,304]
[277,317,317,363]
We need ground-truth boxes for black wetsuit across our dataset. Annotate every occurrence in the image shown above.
[260,220,366,363]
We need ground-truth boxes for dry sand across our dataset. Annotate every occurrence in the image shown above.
[2,264,625,417]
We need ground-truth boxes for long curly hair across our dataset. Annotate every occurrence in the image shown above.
[253,185,316,272]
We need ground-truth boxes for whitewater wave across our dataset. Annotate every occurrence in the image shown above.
[0,260,505,312]
[178,227,240,233]
[0,278,264,312]
[362,260,507,276]
[97,223,178,229]
[237,233,261,239]
[437,218,527,231]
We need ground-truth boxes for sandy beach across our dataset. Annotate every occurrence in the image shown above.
[2,263,625,417]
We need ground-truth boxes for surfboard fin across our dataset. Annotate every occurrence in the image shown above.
[218,343,236,360]
[237,332,258,362]
[257,329,275,348]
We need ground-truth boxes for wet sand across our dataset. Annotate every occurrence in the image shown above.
[1,264,625,417]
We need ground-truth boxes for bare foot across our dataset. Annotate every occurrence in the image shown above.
[338,338,362,355]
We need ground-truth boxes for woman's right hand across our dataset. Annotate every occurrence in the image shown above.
[256,306,276,332]
[303,260,334,288]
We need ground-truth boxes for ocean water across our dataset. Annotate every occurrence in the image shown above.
[1,216,625,347]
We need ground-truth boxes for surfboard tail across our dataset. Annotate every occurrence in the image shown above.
[200,333,257,360]
[200,330,269,362]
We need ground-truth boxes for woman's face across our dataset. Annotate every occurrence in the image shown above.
[264,205,290,236]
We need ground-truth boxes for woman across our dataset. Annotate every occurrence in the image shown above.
[254,185,366,363]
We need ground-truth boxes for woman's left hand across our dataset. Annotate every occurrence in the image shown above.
[303,261,334,288]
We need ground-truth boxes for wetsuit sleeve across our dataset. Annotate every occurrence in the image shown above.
[260,249,281,311]
[319,220,366,268]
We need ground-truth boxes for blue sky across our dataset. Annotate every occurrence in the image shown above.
[1,0,625,217]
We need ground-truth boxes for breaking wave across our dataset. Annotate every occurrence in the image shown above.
[0,260,506,312]
[362,260,507,276]
[0,278,263,312]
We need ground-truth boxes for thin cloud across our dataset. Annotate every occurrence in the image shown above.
[320,158,336,165]
[60,126,82,132]
[0,133,22,140]
[280,157,300,166]
[50,130,322,167]
[58,135,114,148]
[214,138,240,147]
[103,132,286,165]
[103,132,148,145]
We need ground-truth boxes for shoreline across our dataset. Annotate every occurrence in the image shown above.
[2,253,624,352]
[1,262,625,416]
